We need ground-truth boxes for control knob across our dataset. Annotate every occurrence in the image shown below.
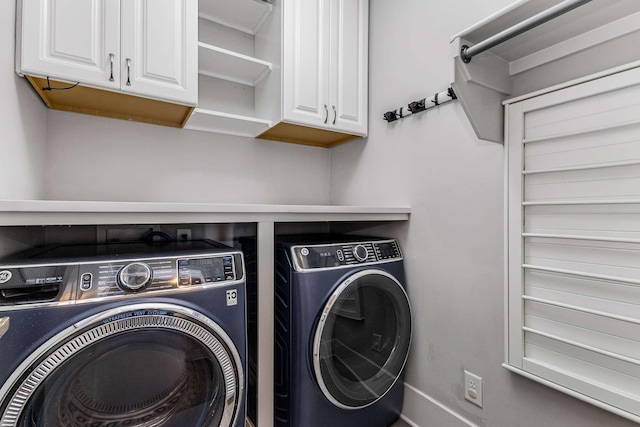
[117,262,152,291]
[353,244,369,262]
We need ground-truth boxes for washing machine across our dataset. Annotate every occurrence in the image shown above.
[0,239,246,427]
[273,234,412,427]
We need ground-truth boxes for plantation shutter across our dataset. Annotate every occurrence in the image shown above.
[505,65,640,423]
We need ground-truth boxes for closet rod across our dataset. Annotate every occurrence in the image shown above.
[460,0,592,63]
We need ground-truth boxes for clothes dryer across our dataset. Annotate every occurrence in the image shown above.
[273,235,412,427]
[0,240,246,427]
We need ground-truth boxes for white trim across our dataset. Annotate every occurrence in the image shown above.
[522,294,640,325]
[522,233,640,245]
[502,364,640,424]
[398,414,419,427]
[522,326,640,366]
[504,103,512,366]
[510,11,640,75]
[522,264,640,287]
[503,60,640,105]
[402,383,481,427]
[521,117,640,144]
[256,222,275,427]
[523,159,640,175]
[523,199,640,206]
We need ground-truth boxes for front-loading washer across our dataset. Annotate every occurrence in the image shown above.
[272,234,412,427]
[0,239,246,427]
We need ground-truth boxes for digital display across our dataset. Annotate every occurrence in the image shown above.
[178,256,233,286]
[377,242,396,258]
[191,257,224,283]
[296,246,340,269]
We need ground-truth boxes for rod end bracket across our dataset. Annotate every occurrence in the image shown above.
[460,45,472,63]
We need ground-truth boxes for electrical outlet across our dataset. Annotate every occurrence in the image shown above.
[176,228,192,241]
[464,370,483,408]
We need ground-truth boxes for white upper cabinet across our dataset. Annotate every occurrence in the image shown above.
[282,0,368,136]
[330,0,368,135]
[17,0,121,90]
[282,0,328,128]
[17,0,198,106]
[120,0,198,105]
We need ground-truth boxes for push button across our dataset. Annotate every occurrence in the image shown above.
[81,273,92,291]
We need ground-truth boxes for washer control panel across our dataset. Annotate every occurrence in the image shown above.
[292,239,401,270]
[0,241,243,307]
[77,255,237,299]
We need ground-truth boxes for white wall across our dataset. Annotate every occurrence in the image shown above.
[4,0,328,206]
[331,1,639,426]
[43,110,331,204]
[1,0,47,200]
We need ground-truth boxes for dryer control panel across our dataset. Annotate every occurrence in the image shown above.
[291,239,402,271]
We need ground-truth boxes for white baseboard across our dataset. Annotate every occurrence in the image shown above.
[401,383,480,427]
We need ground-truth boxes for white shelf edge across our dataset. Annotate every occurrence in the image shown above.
[198,1,272,35]
[189,108,272,125]
[198,42,273,87]
[197,69,262,88]
[185,108,272,138]
[0,200,411,226]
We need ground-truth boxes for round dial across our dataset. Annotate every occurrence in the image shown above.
[353,244,369,262]
[117,262,152,291]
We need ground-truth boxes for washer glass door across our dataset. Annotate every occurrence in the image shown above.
[0,304,242,427]
[312,269,412,409]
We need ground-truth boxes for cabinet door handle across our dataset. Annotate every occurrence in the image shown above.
[332,105,337,125]
[126,58,132,86]
[324,105,328,124]
[109,53,115,82]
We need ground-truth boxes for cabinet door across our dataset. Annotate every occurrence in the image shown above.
[329,0,368,135]
[120,0,198,105]
[282,0,331,128]
[18,0,120,89]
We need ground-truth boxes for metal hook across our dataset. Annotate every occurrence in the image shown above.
[408,99,426,114]
[383,110,399,122]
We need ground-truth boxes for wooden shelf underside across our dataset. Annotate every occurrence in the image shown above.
[257,122,362,148]
[26,76,194,128]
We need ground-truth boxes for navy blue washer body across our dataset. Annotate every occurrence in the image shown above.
[0,240,247,427]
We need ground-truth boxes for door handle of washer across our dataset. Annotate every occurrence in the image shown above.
[126,58,132,86]
[109,53,115,82]
[324,105,328,124]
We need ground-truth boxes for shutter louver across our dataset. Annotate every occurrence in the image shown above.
[506,66,640,422]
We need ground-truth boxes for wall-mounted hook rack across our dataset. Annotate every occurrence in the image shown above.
[383,87,457,123]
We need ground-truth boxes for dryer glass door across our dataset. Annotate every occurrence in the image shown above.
[0,304,243,427]
[312,269,412,409]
